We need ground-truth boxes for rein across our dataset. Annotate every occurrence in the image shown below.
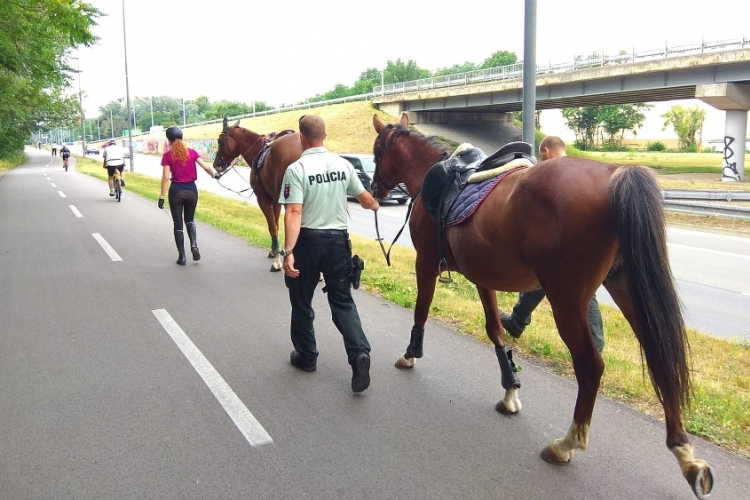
[374,188,420,266]
[214,132,257,198]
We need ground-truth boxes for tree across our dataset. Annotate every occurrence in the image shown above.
[384,59,431,84]
[561,107,601,150]
[352,67,382,94]
[434,61,478,76]
[0,1,100,158]
[662,105,706,150]
[480,50,517,69]
[598,103,652,147]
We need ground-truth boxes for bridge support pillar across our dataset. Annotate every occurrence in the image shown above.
[721,110,747,182]
[696,83,750,182]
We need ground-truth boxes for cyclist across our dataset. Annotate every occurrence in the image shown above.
[60,145,71,170]
[102,140,126,196]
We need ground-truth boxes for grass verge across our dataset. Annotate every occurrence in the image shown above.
[0,152,25,171]
[77,157,750,458]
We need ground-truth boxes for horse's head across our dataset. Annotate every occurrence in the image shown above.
[371,113,412,200]
[214,117,242,172]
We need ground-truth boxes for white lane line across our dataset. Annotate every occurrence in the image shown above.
[50,183,57,188]
[91,233,122,261]
[668,243,750,261]
[69,205,83,218]
[152,309,273,447]
[57,191,66,198]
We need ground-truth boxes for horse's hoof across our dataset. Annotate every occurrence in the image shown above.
[495,400,519,415]
[267,251,275,258]
[395,354,416,369]
[270,264,282,272]
[686,461,714,499]
[540,445,570,465]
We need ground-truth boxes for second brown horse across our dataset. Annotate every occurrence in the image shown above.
[214,116,302,271]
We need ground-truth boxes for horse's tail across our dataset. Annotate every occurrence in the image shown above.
[609,166,691,411]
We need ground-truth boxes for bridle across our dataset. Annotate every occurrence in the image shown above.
[372,125,420,266]
[213,128,256,198]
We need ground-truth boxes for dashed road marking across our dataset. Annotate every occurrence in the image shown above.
[152,309,273,447]
[91,233,122,261]
[57,191,66,198]
[50,183,56,188]
[69,205,83,218]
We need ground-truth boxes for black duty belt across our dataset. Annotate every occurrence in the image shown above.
[300,228,347,235]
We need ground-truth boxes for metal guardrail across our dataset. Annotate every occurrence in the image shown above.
[372,36,749,96]
[664,200,750,220]
[662,190,750,220]
[662,190,750,201]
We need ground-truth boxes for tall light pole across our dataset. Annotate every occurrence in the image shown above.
[122,0,135,172]
[150,96,154,128]
[74,50,86,156]
[109,108,114,138]
[522,0,537,149]
[182,97,186,125]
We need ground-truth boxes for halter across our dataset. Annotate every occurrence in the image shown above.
[372,124,420,266]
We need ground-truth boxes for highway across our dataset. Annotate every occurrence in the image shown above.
[125,150,750,342]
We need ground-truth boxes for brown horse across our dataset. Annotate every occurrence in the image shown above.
[371,114,712,499]
[214,117,302,271]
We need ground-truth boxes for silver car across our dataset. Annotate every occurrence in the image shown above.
[339,153,410,204]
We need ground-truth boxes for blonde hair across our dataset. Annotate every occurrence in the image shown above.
[170,138,188,164]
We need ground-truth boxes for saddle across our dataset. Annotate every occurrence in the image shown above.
[252,129,296,169]
[420,141,535,283]
[421,141,535,222]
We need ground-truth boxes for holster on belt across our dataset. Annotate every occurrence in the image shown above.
[350,255,365,289]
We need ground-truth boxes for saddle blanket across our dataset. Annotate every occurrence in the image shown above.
[445,165,528,227]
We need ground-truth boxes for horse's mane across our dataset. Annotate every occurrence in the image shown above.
[375,123,450,165]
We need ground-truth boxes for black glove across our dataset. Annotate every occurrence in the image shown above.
[158,197,164,209]
[213,172,221,179]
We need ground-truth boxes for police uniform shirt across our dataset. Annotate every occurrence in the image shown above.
[279,147,365,230]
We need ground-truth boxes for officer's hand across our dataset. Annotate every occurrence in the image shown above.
[158,197,164,209]
[372,199,380,211]
[283,254,299,278]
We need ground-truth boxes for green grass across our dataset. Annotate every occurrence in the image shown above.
[0,152,25,171]
[77,152,750,458]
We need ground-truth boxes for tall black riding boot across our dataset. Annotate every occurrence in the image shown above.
[174,230,186,265]
[186,221,200,261]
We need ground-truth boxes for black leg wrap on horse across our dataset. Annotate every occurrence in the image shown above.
[495,345,521,390]
[405,326,425,359]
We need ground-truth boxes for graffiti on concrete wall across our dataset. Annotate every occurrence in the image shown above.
[722,135,741,181]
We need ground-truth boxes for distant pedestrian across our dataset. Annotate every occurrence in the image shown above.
[51,142,58,156]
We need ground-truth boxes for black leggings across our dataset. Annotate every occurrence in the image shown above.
[169,183,198,231]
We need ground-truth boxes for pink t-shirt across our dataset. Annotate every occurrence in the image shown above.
[161,148,201,183]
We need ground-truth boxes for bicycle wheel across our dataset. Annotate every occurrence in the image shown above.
[115,179,122,202]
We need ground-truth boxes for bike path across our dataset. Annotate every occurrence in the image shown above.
[0,149,747,499]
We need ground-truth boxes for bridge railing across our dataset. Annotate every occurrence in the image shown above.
[373,36,749,96]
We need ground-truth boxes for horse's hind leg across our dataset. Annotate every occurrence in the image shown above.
[603,269,713,498]
[257,192,282,271]
[395,254,438,369]
[540,291,604,464]
[476,287,522,414]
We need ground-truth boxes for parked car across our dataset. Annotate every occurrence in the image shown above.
[85,144,100,155]
[339,153,410,204]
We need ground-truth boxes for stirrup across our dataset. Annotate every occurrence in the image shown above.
[438,259,453,284]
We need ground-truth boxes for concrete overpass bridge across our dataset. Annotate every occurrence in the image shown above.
[372,37,750,181]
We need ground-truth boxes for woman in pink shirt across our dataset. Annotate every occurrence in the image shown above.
[159,126,219,265]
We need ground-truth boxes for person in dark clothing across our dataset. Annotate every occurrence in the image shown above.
[500,136,605,353]
[158,126,220,265]
[279,115,380,393]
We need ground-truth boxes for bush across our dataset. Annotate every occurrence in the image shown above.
[646,141,666,152]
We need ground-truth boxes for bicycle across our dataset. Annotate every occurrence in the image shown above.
[113,169,123,202]
[62,156,69,171]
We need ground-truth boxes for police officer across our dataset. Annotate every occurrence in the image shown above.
[279,115,380,393]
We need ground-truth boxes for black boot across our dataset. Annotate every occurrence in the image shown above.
[174,230,186,265]
[186,221,200,261]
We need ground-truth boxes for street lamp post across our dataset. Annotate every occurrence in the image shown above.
[75,50,86,156]
[109,108,114,138]
[150,96,154,128]
[122,0,135,172]
[182,97,186,125]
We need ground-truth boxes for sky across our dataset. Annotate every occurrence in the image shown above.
[73,0,748,142]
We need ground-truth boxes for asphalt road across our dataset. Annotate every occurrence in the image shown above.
[1,149,748,499]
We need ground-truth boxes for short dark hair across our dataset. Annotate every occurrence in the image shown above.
[298,115,325,141]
